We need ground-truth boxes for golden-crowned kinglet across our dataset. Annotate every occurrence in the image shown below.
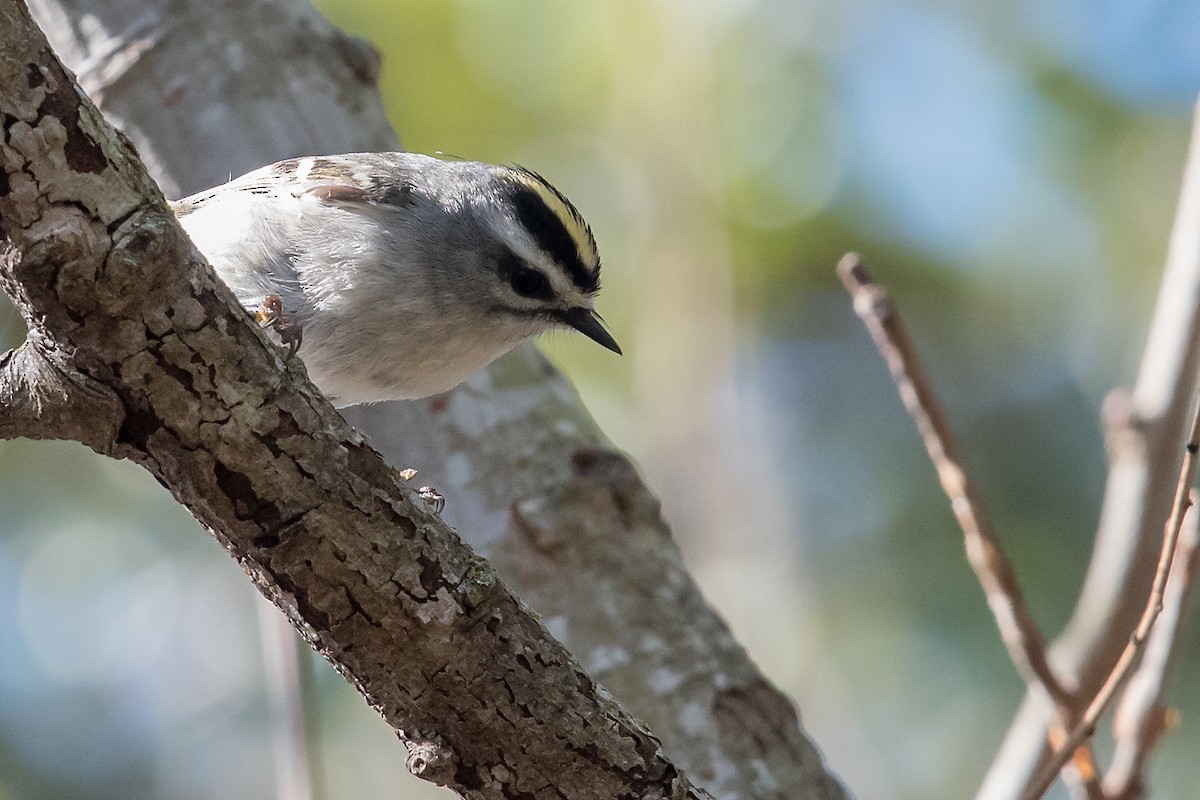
[172,152,620,407]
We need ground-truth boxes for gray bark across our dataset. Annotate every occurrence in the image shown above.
[11,0,848,798]
[0,2,709,796]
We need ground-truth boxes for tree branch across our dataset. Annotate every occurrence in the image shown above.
[0,326,123,448]
[980,96,1200,800]
[0,3,711,796]
[1103,491,1200,799]
[25,0,849,796]
[838,254,1071,710]
[1023,397,1200,800]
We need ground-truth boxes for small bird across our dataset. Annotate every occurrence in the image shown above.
[172,152,620,407]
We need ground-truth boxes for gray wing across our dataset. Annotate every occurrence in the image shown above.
[171,153,421,216]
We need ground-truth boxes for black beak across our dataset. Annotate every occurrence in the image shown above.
[559,307,622,355]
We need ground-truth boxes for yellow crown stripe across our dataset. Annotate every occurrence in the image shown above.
[509,168,599,269]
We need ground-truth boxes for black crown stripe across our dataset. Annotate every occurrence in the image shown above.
[509,174,599,294]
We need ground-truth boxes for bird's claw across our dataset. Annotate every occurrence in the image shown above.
[418,486,445,514]
[393,467,446,514]
[255,294,304,355]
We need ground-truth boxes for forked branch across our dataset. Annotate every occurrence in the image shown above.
[841,252,1200,800]
[983,96,1200,800]
[1103,492,1200,799]
[1022,399,1200,800]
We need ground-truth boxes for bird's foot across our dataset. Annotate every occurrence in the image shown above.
[255,294,304,355]
[393,468,446,514]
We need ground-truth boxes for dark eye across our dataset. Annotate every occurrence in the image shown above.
[509,266,552,299]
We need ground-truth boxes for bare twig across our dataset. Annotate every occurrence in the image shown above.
[984,97,1200,800]
[1104,492,1200,799]
[1022,398,1200,800]
[838,254,1072,710]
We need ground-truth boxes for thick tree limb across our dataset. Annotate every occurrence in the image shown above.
[25,1,848,797]
[0,3,712,796]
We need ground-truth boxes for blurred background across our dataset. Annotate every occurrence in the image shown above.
[3,0,1200,798]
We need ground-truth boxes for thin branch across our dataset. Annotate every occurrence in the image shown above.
[837,253,1072,710]
[983,96,1200,800]
[1022,396,1200,800]
[1104,492,1200,799]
